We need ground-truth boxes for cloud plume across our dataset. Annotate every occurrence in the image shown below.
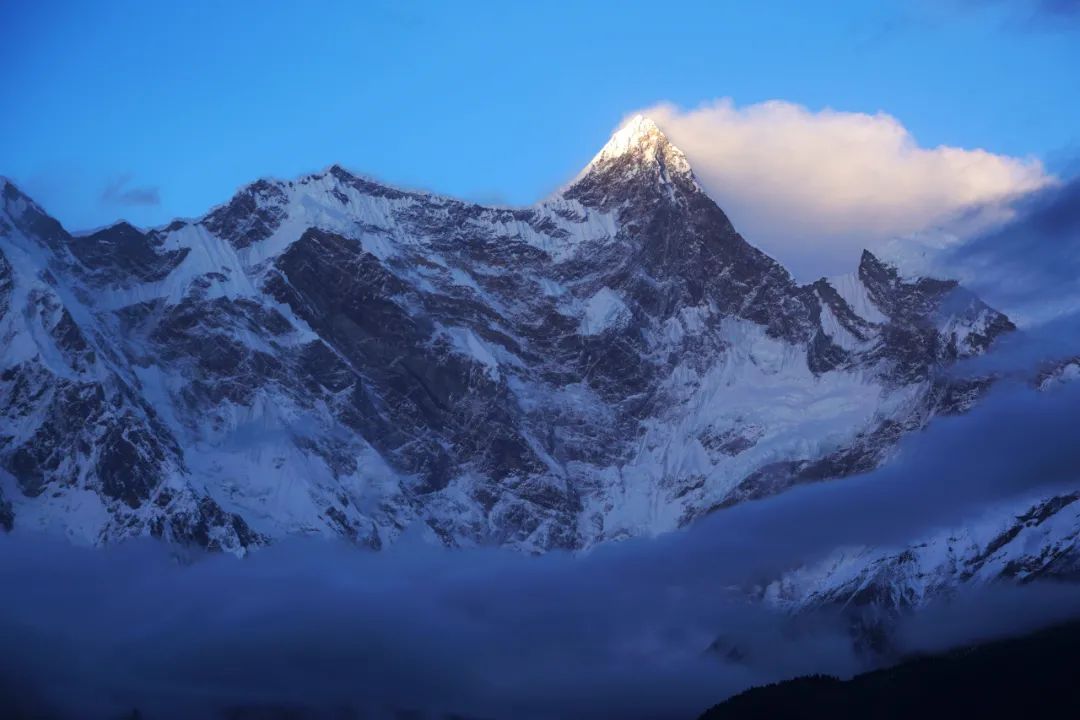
[3,376,1080,719]
[642,99,1052,279]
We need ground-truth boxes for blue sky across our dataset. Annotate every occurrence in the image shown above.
[1,0,1078,232]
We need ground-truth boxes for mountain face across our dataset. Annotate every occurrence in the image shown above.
[762,490,1080,651]
[0,116,1017,555]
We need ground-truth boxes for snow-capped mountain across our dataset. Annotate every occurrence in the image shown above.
[761,487,1080,655]
[0,116,1017,554]
[769,491,1080,611]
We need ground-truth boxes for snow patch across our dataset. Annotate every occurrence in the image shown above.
[819,302,866,351]
[579,287,631,336]
[828,273,887,324]
[446,327,503,380]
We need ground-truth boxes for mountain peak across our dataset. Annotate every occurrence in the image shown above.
[1,176,29,205]
[587,115,689,172]
[2,176,49,227]
[563,115,698,207]
[595,115,662,156]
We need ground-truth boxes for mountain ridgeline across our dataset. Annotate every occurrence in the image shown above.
[20,117,1080,636]
[0,117,1021,552]
[1,117,1017,555]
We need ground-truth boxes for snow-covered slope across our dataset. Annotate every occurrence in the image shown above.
[760,369,1080,648]
[0,117,1016,553]
[768,491,1080,614]
[760,488,1080,656]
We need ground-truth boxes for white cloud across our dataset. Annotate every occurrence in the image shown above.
[642,99,1052,279]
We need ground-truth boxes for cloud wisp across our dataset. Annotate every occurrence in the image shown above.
[100,173,161,207]
[939,176,1080,325]
[641,99,1052,279]
[884,175,1080,327]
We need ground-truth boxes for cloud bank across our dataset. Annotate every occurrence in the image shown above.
[643,99,1051,279]
[3,377,1080,719]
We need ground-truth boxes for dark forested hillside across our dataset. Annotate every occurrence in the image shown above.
[698,620,1080,719]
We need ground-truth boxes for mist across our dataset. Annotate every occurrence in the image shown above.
[641,99,1051,280]
[6,172,1080,719]
[896,176,1080,327]
[3,373,1080,719]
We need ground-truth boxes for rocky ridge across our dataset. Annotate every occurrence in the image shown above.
[0,117,1019,555]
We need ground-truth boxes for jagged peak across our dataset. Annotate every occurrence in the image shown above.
[858,248,904,278]
[1,177,22,223]
[593,115,663,159]
[859,248,885,269]
[1,176,31,205]
[0,176,53,229]
[83,220,144,238]
[585,114,693,175]
[243,177,289,196]
[326,163,356,181]
[560,114,701,207]
[859,248,947,286]
[212,176,290,213]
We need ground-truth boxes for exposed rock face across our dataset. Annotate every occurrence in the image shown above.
[0,116,1015,553]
